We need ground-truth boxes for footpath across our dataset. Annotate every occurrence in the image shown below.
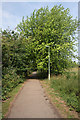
[8,78,61,118]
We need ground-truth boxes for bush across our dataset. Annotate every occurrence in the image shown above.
[2,67,24,100]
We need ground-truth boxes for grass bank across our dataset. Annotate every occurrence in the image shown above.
[40,67,80,118]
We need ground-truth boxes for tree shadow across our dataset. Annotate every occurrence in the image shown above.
[27,71,48,80]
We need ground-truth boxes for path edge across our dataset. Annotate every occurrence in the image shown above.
[39,80,63,118]
[4,80,28,118]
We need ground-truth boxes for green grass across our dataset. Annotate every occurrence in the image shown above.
[50,67,79,112]
[2,83,23,118]
[40,67,79,118]
[40,79,78,118]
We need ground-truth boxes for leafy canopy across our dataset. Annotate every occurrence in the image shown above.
[17,4,78,74]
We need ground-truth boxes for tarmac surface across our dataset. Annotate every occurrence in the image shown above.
[8,78,61,118]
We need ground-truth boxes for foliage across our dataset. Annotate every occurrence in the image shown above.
[17,4,78,74]
[2,29,32,76]
[2,83,23,118]
[2,29,37,100]
[50,69,79,112]
[2,67,23,100]
[2,5,79,100]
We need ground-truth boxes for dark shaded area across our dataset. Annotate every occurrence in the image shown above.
[27,71,48,80]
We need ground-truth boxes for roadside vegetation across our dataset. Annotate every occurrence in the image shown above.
[1,4,80,118]
[2,83,24,118]
[50,66,79,112]
[40,66,79,118]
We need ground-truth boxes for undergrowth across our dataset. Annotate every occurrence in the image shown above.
[2,67,25,100]
[50,68,79,112]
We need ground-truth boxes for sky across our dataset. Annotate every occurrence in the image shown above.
[1,2,78,30]
[0,1,79,62]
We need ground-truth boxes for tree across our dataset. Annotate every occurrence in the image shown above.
[16,4,78,75]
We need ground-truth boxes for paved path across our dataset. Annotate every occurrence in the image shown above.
[8,79,61,118]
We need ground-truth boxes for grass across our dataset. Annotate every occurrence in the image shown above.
[40,67,79,118]
[51,67,79,111]
[2,83,24,118]
[50,71,80,111]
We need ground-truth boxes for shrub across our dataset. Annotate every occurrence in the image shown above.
[2,67,23,100]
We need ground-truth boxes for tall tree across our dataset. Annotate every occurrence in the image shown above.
[17,4,78,74]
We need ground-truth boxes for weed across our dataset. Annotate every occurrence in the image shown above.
[49,67,79,112]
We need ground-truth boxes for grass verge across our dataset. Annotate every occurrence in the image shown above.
[40,67,79,118]
[2,82,24,118]
[40,79,79,118]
